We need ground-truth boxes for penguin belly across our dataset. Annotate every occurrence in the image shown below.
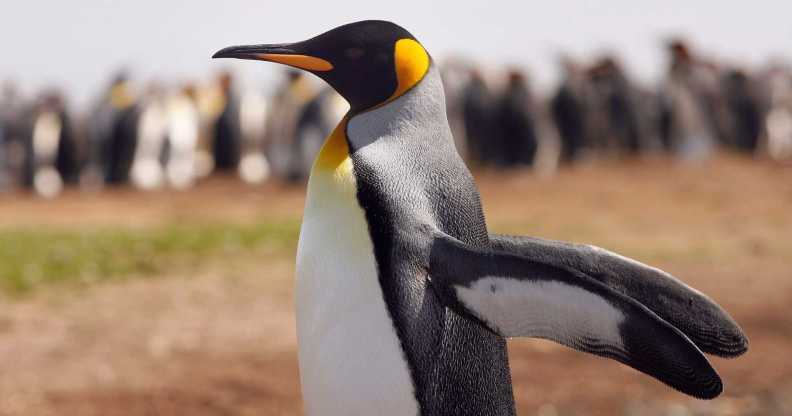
[295,168,419,416]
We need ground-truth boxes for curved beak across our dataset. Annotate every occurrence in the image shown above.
[212,43,333,72]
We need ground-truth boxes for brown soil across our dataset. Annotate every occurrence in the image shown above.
[1,155,790,415]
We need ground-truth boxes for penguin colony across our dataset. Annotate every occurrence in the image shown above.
[213,20,748,416]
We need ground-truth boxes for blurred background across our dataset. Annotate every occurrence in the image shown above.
[1,1,791,415]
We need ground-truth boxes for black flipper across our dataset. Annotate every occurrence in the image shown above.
[429,232,724,399]
[489,234,748,358]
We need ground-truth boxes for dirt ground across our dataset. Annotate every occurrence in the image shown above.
[1,155,791,415]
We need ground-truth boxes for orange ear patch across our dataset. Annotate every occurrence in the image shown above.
[389,39,430,100]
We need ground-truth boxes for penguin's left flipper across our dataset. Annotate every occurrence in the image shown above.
[488,234,748,358]
[428,232,725,399]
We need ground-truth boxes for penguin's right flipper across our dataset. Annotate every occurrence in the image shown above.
[428,232,723,399]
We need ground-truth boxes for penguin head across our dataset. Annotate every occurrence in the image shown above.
[212,20,430,112]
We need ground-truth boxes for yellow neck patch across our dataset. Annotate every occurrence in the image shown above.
[313,118,352,177]
[389,38,430,101]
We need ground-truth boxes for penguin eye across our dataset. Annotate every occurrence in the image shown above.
[344,48,365,60]
[375,51,389,63]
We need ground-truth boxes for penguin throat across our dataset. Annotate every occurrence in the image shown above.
[345,63,448,154]
[313,118,354,183]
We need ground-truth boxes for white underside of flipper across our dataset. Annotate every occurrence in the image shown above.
[295,165,419,416]
[455,277,625,345]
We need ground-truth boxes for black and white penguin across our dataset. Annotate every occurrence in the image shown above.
[213,20,747,415]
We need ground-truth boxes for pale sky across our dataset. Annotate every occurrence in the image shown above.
[3,1,790,106]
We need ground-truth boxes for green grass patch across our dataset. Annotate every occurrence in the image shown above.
[0,219,300,294]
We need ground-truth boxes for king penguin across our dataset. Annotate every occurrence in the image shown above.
[213,20,748,416]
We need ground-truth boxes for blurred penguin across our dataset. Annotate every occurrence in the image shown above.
[26,90,79,197]
[461,68,495,166]
[264,70,316,182]
[657,40,720,160]
[131,83,168,190]
[90,73,139,185]
[551,57,588,163]
[165,84,201,189]
[211,71,242,172]
[764,67,792,161]
[494,70,538,167]
[238,85,270,184]
[0,81,28,190]
[587,57,644,156]
[722,69,763,154]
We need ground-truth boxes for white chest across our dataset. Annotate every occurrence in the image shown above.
[294,169,419,416]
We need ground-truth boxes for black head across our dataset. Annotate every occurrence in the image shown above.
[212,20,430,112]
